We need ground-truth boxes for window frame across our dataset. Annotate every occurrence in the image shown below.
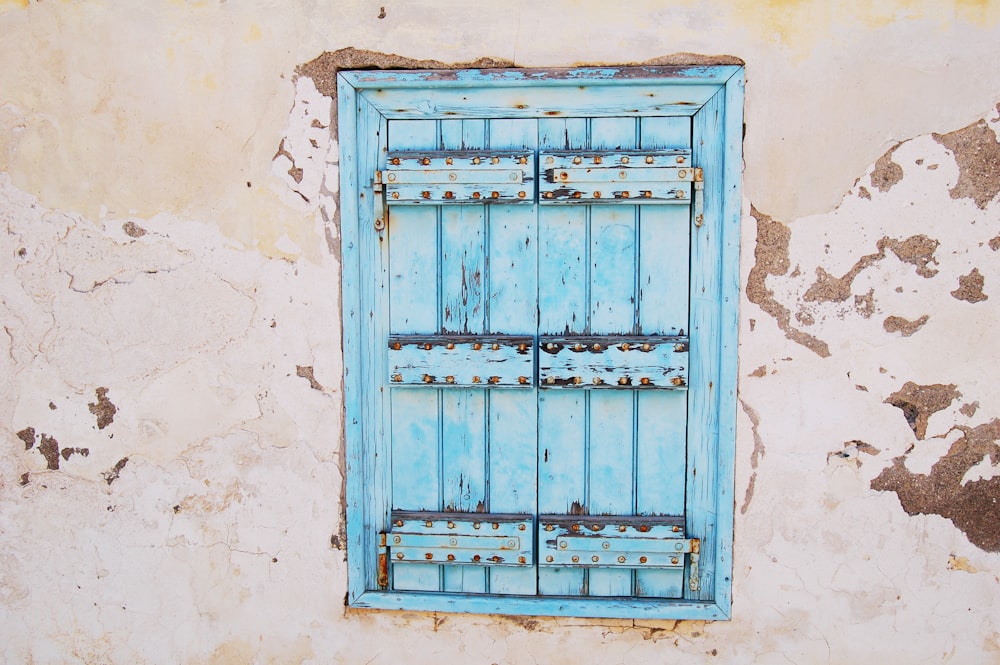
[338,65,744,620]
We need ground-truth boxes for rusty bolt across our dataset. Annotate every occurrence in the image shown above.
[592,343,601,351]
[473,157,481,165]
[473,522,481,529]
[573,156,582,164]
[678,169,687,179]
[491,191,499,198]
[594,191,602,198]
[421,157,430,165]
[546,376,555,384]
[591,524,600,531]
[544,192,554,199]
[622,191,630,198]
[446,342,455,349]
[546,555,554,562]
[425,553,433,560]
[473,554,481,562]
[640,377,650,385]
[421,191,431,199]
[444,191,454,199]
[574,343,583,351]
[391,158,401,165]
[618,377,629,385]
[571,524,579,532]
[593,156,602,164]
[519,156,528,164]
[446,375,455,384]
[518,556,526,564]
[621,343,630,351]
[493,523,500,530]
[424,343,432,350]
[545,524,554,531]
[392,342,402,350]
[518,343,527,351]
[645,156,654,164]
[392,192,400,199]
[644,191,652,198]
[676,156,685,164]
[395,519,404,527]
[518,523,526,531]
[492,343,500,350]
[473,343,482,350]
[573,192,582,198]
[447,554,456,561]
[639,556,648,564]
[671,377,685,387]
[518,191,526,199]
[639,525,649,532]
[446,157,453,165]
[592,555,600,562]
[641,343,651,352]
[671,557,679,565]
[592,377,602,385]
[619,525,627,533]
[518,376,528,384]
[392,374,402,382]
[489,376,500,384]
[472,192,481,199]
[491,157,500,164]
[396,552,404,559]
[472,376,481,383]
[571,556,580,563]
[621,156,630,164]
[618,556,626,563]
[423,375,433,383]
[558,171,568,181]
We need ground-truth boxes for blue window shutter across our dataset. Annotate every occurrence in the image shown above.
[340,66,743,619]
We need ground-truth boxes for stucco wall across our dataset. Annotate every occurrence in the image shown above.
[2,1,999,663]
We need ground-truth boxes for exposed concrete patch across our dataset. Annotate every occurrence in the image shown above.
[857,185,871,200]
[990,235,1000,251]
[870,142,904,192]
[933,119,1000,209]
[886,235,940,278]
[296,365,324,391]
[739,400,764,515]
[87,387,117,430]
[961,402,980,418]
[16,426,36,450]
[746,206,831,357]
[951,268,988,303]
[854,289,875,319]
[885,382,961,440]
[38,433,60,470]
[871,418,1000,552]
[883,314,929,337]
[60,447,89,461]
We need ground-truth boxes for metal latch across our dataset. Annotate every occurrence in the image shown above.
[383,151,535,204]
[539,149,696,204]
[537,335,688,389]
[382,511,534,573]
[538,516,700,590]
[387,335,534,387]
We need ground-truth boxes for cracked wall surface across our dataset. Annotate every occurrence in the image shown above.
[2,1,1000,664]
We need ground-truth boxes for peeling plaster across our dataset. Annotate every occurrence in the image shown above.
[951,267,989,302]
[883,314,929,337]
[933,115,1000,209]
[885,381,961,440]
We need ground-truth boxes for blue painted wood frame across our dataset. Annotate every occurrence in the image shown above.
[339,65,744,619]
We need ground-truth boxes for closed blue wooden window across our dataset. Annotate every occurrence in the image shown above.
[339,66,743,619]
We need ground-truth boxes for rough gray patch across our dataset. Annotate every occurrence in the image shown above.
[933,119,1000,209]
[951,268,988,303]
[745,206,831,357]
[870,143,904,192]
[885,382,961,440]
[883,314,929,337]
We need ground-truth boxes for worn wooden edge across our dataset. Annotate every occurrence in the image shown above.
[349,591,731,620]
[340,65,743,89]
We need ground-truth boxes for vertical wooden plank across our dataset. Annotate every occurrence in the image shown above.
[387,118,442,592]
[587,117,638,597]
[486,118,538,595]
[634,115,692,598]
[689,88,726,602]
[438,119,488,593]
[537,117,588,596]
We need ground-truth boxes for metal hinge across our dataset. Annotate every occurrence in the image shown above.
[373,170,386,232]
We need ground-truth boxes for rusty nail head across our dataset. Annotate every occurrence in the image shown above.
[671,557,679,565]
[518,523,526,531]
[642,343,651,351]
[572,556,580,563]
[491,556,501,563]
[423,375,433,383]
[519,376,528,384]
[601,541,610,549]
[473,522,481,529]
[392,192,399,199]
[622,191,630,198]
[621,156,630,164]
[491,156,500,164]
[639,556,648,564]
[492,343,500,350]
[518,556,526,564]
[544,192,554,198]
[672,377,684,386]
[519,343,527,351]
[473,554,481,562]
[446,342,455,349]
[639,525,649,532]
[592,555,599,562]
[447,554,456,561]
[423,343,432,350]
[396,552,404,559]
[491,191,499,198]
[473,343,482,350]
[645,156,654,164]
[641,377,650,385]
[489,376,500,384]
[425,520,433,528]
[493,523,500,530]
[546,376,555,384]
[677,190,686,198]
[672,525,681,533]
[392,342,401,350]
[473,192,481,199]
[473,157,481,164]
[425,553,433,560]
[421,157,430,165]
[621,343,630,351]
[546,156,554,164]
[447,521,455,529]
[573,192,582,198]
[644,191,652,198]
[518,191,526,199]
[573,156,582,164]
[677,156,685,164]
[391,157,400,165]
[546,555,554,562]
[573,377,582,385]
[395,519,404,527]
[546,342,555,350]
[574,343,583,351]
[594,191,601,198]
[591,524,600,531]
[592,377,602,385]
[594,156,602,164]
[392,374,402,382]
[386,173,396,182]
[444,191,454,199]
[545,524,554,531]
[571,524,580,532]
[446,157,453,165]
[618,377,628,385]
[519,156,528,164]
[675,344,686,352]
[472,376,481,383]
[421,191,430,199]
[592,343,601,351]
[618,556,626,563]
[619,525,627,532]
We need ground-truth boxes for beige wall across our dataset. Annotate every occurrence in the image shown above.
[2,1,999,662]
